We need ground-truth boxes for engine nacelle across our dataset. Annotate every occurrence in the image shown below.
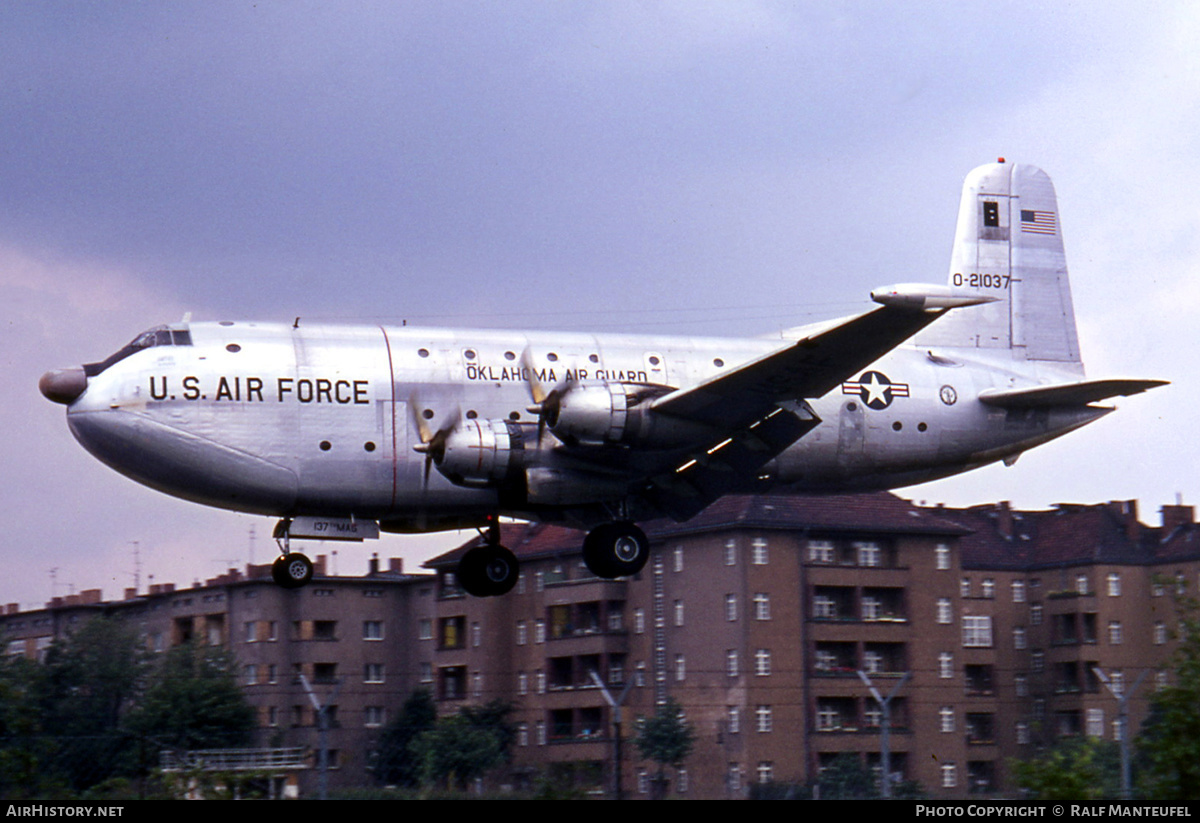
[547,382,713,449]
[435,419,526,486]
[547,383,631,445]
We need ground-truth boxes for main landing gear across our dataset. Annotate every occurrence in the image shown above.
[457,519,519,598]
[583,521,650,579]
[271,520,314,590]
[455,519,650,597]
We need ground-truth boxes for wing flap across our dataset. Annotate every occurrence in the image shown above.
[978,378,1168,408]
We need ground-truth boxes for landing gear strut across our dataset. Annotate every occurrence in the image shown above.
[272,519,314,589]
[457,519,519,598]
[583,521,650,579]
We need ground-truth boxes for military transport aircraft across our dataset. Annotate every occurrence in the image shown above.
[40,161,1165,596]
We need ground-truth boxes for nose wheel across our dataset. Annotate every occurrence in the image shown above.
[583,522,650,579]
[271,519,314,589]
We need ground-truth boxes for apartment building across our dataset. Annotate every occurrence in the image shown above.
[2,554,434,795]
[3,494,1197,798]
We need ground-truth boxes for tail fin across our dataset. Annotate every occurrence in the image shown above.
[915,161,1082,369]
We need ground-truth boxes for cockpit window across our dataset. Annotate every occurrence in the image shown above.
[84,325,192,376]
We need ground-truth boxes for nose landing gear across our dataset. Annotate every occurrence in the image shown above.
[271,519,314,590]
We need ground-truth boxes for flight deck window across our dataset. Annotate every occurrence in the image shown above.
[84,325,193,376]
[983,201,1000,227]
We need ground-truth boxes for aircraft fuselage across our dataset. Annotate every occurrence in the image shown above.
[62,319,1105,531]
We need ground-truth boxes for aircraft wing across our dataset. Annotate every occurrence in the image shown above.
[650,304,950,429]
[978,378,1168,408]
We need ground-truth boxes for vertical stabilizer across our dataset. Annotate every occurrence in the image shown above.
[916,161,1082,368]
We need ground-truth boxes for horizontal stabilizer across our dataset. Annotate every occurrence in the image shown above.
[978,379,1168,408]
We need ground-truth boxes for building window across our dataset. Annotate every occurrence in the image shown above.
[243,665,258,686]
[1013,627,1027,650]
[439,617,465,650]
[418,619,432,641]
[809,540,834,563]
[754,649,771,677]
[752,538,768,565]
[1016,721,1030,745]
[939,652,953,679]
[940,706,955,733]
[674,600,684,627]
[365,706,385,728]
[635,661,646,687]
[814,595,837,619]
[363,621,383,641]
[678,768,689,794]
[419,662,432,683]
[725,539,737,566]
[244,621,257,643]
[1107,573,1121,597]
[756,705,772,733]
[675,654,686,682]
[1012,580,1026,602]
[935,544,950,570]
[754,593,770,621]
[1155,621,1167,645]
[537,670,546,694]
[937,598,952,625]
[674,546,684,572]
[516,620,527,645]
[728,706,740,734]
[1031,604,1043,625]
[517,723,528,747]
[535,619,546,643]
[634,609,645,634]
[982,579,995,599]
[862,595,882,621]
[1110,670,1125,696]
[962,616,993,648]
[1087,708,1104,738]
[1031,651,1044,673]
[856,541,881,567]
[1015,674,1028,697]
[537,720,546,746]
[727,650,739,677]
[471,622,481,647]
[757,762,773,785]
[942,763,957,788]
[961,577,971,598]
[726,594,738,621]
[364,664,384,683]
[1108,621,1123,645]
[517,672,528,696]
[1076,574,1090,595]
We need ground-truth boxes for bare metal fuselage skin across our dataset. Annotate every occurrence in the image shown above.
[63,320,1104,529]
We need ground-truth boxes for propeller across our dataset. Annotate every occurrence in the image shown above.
[521,347,575,446]
[409,394,461,487]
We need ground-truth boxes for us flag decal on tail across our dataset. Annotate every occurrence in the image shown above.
[1020,209,1056,235]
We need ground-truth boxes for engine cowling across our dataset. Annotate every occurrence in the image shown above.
[546,383,631,445]
[434,419,526,486]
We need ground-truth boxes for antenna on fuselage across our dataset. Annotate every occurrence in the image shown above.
[294,317,301,328]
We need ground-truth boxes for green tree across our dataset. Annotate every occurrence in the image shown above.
[35,617,147,791]
[376,689,437,787]
[1138,594,1200,801]
[816,753,878,800]
[459,699,516,762]
[411,713,504,791]
[1011,737,1121,801]
[126,641,255,751]
[634,698,695,799]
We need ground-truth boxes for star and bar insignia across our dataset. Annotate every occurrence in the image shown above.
[842,371,910,410]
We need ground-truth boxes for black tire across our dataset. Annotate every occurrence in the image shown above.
[583,522,649,579]
[272,552,314,589]
[458,544,519,597]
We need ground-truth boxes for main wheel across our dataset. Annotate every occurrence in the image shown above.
[272,552,314,589]
[583,522,649,579]
[458,544,519,597]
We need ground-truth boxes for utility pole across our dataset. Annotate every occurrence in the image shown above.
[1093,667,1148,800]
[857,670,910,798]
[590,669,635,800]
[299,672,344,800]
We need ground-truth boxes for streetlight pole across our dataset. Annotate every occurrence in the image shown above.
[857,670,911,798]
[1092,667,1148,800]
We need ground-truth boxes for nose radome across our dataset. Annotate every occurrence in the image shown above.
[39,367,88,404]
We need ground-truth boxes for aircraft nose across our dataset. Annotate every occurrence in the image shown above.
[39,367,88,405]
